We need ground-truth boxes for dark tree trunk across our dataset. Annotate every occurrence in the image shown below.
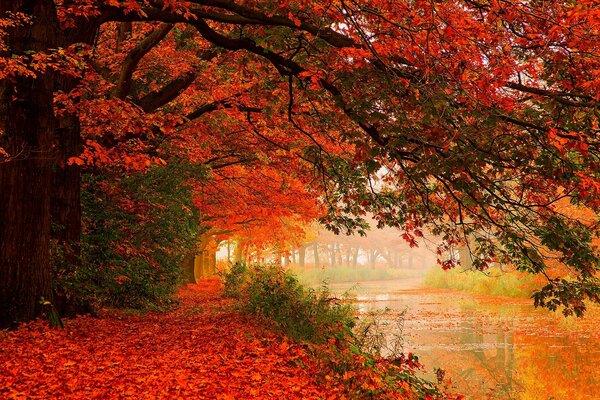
[50,107,83,315]
[0,0,59,328]
[181,254,196,284]
[50,22,99,316]
[115,22,132,52]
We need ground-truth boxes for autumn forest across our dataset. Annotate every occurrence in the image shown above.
[1,0,599,399]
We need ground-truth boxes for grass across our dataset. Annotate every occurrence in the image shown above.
[293,265,424,286]
[423,266,541,298]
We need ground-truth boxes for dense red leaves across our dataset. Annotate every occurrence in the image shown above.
[48,0,600,283]
[0,279,344,399]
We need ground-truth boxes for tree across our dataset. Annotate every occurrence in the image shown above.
[0,1,60,327]
[1,1,599,327]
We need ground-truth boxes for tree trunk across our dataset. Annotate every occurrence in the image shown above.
[50,100,85,315]
[369,250,378,269]
[352,248,359,269]
[115,22,132,52]
[234,241,244,263]
[298,246,306,269]
[282,252,289,267]
[51,21,99,316]
[193,232,213,281]
[344,247,351,267]
[196,246,217,278]
[209,248,217,275]
[458,245,474,269]
[181,254,196,284]
[0,0,60,328]
[329,244,336,267]
[313,243,320,268]
[335,243,343,266]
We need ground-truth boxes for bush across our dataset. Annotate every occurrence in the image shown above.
[52,161,204,310]
[222,262,355,343]
[221,262,450,399]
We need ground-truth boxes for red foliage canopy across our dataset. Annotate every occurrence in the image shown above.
[1,0,599,321]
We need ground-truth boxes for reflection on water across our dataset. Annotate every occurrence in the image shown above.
[329,279,600,400]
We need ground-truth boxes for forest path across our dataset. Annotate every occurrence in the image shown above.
[0,279,340,399]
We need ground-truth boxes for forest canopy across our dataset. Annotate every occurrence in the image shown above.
[0,0,599,326]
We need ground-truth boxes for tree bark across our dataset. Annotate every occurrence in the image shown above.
[0,0,59,328]
[115,22,132,52]
[234,241,244,263]
[298,246,306,269]
[181,254,196,284]
[50,21,99,316]
[458,245,474,269]
[313,243,320,268]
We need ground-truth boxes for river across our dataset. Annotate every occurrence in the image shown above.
[328,279,600,400]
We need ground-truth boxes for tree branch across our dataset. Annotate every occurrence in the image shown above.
[138,70,198,113]
[113,23,173,100]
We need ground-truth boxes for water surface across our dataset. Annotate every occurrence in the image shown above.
[329,279,600,400]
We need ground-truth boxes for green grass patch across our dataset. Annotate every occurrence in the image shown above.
[294,266,424,286]
[423,266,540,298]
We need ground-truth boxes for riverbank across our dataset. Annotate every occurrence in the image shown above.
[0,278,456,399]
[423,267,540,298]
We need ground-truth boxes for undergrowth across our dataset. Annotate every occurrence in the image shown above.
[221,262,355,343]
[221,262,459,399]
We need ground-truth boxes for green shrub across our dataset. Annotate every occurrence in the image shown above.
[222,262,446,399]
[52,161,204,310]
[222,262,355,343]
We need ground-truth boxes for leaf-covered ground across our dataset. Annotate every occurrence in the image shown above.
[1,279,352,399]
